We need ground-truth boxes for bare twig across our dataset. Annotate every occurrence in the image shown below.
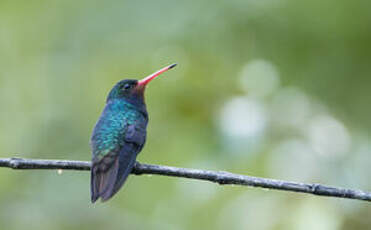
[0,157,370,202]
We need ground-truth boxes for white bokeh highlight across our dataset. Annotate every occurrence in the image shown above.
[240,59,280,98]
[217,193,283,230]
[307,115,351,158]
[291,198,341,230]
[270,87,312,128]
[219,97,267,140]
[268,139,318,181]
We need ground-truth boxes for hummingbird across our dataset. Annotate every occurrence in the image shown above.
[90,63,177,203]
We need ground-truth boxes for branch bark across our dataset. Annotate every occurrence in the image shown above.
[0,157,370,202]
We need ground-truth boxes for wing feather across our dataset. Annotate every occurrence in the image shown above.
[90,107,147,203]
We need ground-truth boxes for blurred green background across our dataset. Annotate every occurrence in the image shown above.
[0,0,370,229]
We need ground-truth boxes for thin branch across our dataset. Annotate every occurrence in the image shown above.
[0,157,370,202]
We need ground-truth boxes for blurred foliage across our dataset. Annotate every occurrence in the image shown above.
[0,0,370,229]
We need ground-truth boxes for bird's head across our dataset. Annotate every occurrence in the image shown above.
[107,63,177,105]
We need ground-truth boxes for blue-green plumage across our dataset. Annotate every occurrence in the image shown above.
[90,64,176,203]
[91,100,147,159]
[90,80,148,203]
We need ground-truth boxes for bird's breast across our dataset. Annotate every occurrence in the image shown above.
[90,100,147,159]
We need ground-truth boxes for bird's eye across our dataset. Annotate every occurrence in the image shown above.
[123,83,131,90]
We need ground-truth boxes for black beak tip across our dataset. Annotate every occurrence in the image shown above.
[169,63,177,69]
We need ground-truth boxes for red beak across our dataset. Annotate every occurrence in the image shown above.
[138,63,177,86]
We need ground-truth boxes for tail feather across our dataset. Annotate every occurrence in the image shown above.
[91,156,119,203]
[90,143,139,203]
[91,169,99,203]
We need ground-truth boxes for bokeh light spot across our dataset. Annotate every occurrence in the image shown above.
[240,59,280,98]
